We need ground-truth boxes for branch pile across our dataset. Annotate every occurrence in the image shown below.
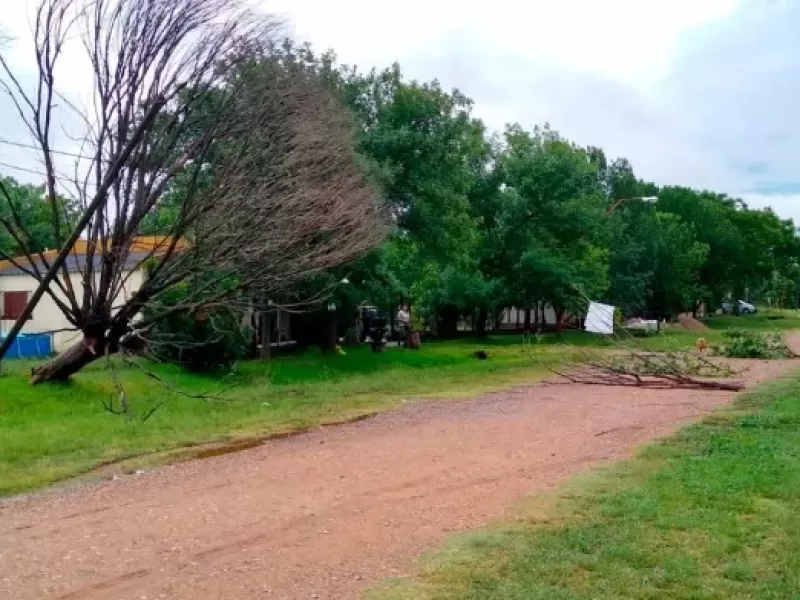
[535,324,747,391]
[551,350,745,391]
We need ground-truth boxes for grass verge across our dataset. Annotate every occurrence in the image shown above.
[0,328,733,496]
[371,373,800,600]
[706,309,800,331]
[0,335,574,495]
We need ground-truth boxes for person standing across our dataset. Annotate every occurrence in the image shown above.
[395,305,410,342]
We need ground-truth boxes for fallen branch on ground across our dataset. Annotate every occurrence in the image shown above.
[549,364,745,391]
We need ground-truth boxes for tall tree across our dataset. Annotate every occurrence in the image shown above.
[0,0,384,382]
[495,124,609,330]
[0,176,76,257]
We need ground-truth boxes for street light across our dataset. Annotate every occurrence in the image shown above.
[607,195,658,215]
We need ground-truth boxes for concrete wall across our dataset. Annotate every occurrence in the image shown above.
[0,269,145,352]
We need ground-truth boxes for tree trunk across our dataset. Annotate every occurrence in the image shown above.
[438,304,459,339]
[493,309,503,333]
[323,310,337,353]
[523,306,531,332]
[476,305,488,339]
[407,331,421,350]
[30,340,100,384]
[555,305,566,334]
[262,313,272,359]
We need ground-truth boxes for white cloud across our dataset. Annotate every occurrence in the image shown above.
[270,0,800,222]
[269,0,738,85]
[742,193,800,224]
[3,0,799,224]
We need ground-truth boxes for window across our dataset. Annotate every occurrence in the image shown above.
[1,291,29,320]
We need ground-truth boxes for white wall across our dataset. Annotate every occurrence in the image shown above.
[500,306,559,327]
[0,269,145,352]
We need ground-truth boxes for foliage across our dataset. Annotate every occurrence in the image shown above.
[1,4,385,383]
[0,176,77,257]
[142,278,251,372]
[607,351,733,378]
[714,329,794,359]
[5,32,800,370]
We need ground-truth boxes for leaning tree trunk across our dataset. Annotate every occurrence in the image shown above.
[30,317,131,384]
[30,340,101,384]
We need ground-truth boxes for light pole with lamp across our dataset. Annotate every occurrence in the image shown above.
[606,195,660,329]
[607,195,658,215]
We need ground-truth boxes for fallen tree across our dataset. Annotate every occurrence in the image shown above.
[530,323,747,392]
[0,0,385,383]
[550,362,746,392]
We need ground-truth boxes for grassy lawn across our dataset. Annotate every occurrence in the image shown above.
[0,334,582,495]
[0,327,765,496]
[371,374,800,600]
[706,308,800,331]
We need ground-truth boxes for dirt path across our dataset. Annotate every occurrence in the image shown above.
[1,356,798,600]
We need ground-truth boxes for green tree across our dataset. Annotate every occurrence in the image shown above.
[494,124,609,330]
[0,176,77,258]
[649,212,709,315]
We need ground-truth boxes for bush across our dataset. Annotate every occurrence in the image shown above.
[714,329,794,359]
[143,281,251,373]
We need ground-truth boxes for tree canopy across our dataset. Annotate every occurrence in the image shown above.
[317,46,800,327]
[3,26,800,378]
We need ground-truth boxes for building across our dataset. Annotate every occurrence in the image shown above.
[0,237,184,352]
[498,306,582,331]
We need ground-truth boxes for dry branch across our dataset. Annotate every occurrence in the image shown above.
[524,313,746,392]
[0,0,385,382]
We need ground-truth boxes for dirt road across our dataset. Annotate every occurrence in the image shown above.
[1,358,796,600]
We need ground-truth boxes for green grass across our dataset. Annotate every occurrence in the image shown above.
[370,374,800,600]
[706,308,800,331]
[0,335,588,495]
[0,327,760,496]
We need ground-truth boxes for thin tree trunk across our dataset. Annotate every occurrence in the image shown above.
[30,340,100,384]
[259,310,272,360]
[323,310,337,353]
[439,305,459,339]
[555,306,566,333]
[476,306,488,339]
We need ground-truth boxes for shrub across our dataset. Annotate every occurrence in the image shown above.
[714,329,794,359]
[143,281,251,373]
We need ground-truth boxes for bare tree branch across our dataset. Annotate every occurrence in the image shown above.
[0,0,385,384]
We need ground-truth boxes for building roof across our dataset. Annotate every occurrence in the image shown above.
[0,236,188,277]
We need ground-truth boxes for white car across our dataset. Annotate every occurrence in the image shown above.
[721,300,757,314]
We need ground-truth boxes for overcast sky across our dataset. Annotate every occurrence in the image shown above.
[2,0,799,221]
